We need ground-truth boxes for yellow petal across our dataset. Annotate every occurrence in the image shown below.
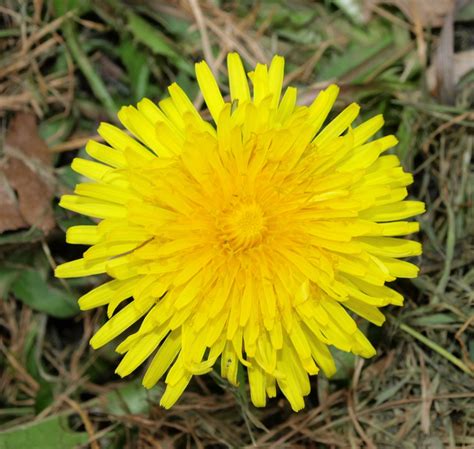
[344,298,385,326]
[377,256,420,278]
[168,82,201,119]
[227,52,250,102]
[89,297,154,349]
[303,325,336,377]
[143,329,181,388]
[352,114,384,147]
[248,362,267,407]
[195,61,225,122]
[321,299,357,334]
[85,140,126,168]
[359,201,425,222]
[83,241,141,260]
[59,195,126,219]
[74,183,134,205]
[313,103,360,147]
[268,55,285,108]
[308,84,339,135]
[250,63,269,104]
[98,122,153,158]
[160,371,192,408]
[78,277,139,310]
[275,86,297,123]
[55,257,107,278]
[116,330,165,377]
[221,341,239,385]
[357,236,422,258]
[71,158,113,182]
[66,225,100,245]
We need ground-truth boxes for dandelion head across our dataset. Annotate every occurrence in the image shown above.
[56,53,424,411]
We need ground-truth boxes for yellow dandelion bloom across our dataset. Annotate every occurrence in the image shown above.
[56,53,424,411]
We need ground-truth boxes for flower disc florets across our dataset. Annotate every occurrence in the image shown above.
[56,53,424,411]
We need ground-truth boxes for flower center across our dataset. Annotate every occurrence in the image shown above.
[220,202,266,252]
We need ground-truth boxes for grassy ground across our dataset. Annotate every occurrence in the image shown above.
[0,1,473,448]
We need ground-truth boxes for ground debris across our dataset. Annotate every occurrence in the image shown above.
[0,112,56,234]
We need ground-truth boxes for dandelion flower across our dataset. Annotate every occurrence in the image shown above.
[55,53,424,411]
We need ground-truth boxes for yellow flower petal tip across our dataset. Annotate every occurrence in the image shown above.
[56,53,424,412]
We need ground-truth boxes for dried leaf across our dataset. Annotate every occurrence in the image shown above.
[364,0,454,27]
[451,50,474,84]
[431,6,455,103]
[0,113,56,234]
[427,50,474,99]
[0,174,27,231]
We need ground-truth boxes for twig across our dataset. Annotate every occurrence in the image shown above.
[187,0,215,70]
[422,112,473,153]
[22,10,73,52]
[63,397,101,449]
[50,134,103,152]
[348,358,377,449]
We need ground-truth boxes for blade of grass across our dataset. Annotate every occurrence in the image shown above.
[434,199,456,300]
[399,322,473,376]
[61,18,118,120]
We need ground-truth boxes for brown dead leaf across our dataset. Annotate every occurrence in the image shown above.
[426,0,474,103]
[431,5,455,103]
[364,0,454,27]
[427,50,474,101]
[0,175,28,231]
[0,112,56,234]
[451,50,474,84]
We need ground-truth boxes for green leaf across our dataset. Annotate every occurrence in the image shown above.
[119,40,151,102]
[0,414,88,449]
[20,321,56,413]
[35,381,55,414]
[56,212,95,234]
[125,11,193,75]
[105,380,162,416]
[330,349,356,381]
[51,0,91,16]
[0,268,20,297]
[153,12,196,41]
[412,314,458,326]
[457,1,474,21]
[56,165,82,189]
[317,20,394,82]
[0,228,44,245]
[126,12,178,59]
[39,116,75,147]
[11,270,79,318]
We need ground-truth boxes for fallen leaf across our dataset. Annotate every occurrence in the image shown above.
[0,113,56,234]
[425,0,474,103]
[0,174,27,231]
[451,50,474,84]
[430,6,455,103]
[364,0,454,27]
[427,49,474,99]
